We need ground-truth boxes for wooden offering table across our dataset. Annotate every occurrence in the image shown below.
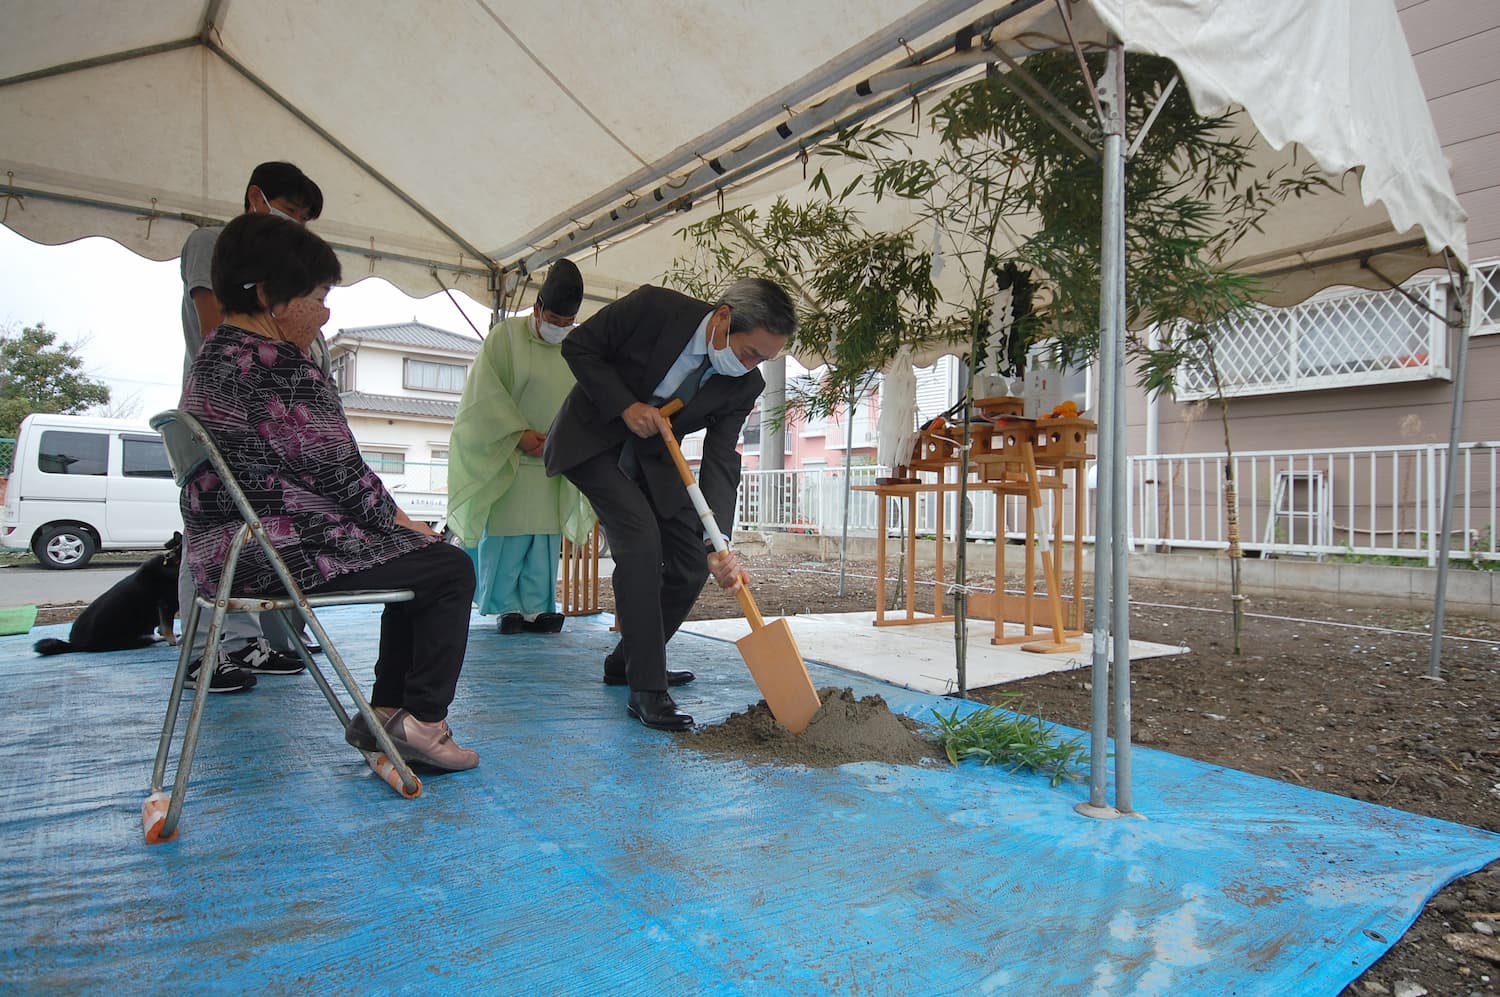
[559,524,603,617]
[852,479,959,627]
[970,413,1095,654]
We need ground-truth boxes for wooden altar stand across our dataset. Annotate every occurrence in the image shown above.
[559,524,603,617]
[970,411,1094,654]
[852,479,959,627]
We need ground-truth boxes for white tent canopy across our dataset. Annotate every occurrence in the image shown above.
[1,0,1466,313]
[2,0,1473,813]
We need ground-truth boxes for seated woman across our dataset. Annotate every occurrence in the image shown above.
[180,212,479,771]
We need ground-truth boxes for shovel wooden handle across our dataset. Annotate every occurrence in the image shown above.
[656,400,764,629]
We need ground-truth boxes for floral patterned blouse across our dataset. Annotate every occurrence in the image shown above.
[180,324,436,595]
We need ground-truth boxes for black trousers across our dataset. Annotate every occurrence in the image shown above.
[306,539,476,722]
[563,447,708,692]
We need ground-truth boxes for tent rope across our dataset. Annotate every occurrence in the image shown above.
[135,195,159,240]
[2,172,22,223]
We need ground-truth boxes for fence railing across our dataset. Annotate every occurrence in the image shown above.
[737,441,1500,566]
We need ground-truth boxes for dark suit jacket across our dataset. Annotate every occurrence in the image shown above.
[544,285,762,534]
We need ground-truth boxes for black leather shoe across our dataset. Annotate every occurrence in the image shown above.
[627,690,693,731]
[497,613,524,635]
[523,612,565,634]
[604,668,695,687]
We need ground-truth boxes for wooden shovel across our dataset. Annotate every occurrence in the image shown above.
[657,400,821,734]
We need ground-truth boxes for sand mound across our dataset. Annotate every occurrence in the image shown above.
[683,687,944,768]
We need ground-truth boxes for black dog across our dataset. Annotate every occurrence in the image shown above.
[34,533,182,655]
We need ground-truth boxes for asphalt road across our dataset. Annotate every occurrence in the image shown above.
[0,560,144,608]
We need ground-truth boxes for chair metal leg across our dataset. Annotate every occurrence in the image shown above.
[144,597,203,843]
[271,602,419,796]
[144,529,246,843]
[298,605,421,798]
[265,609,346,722]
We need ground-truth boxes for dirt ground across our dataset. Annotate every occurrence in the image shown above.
[35,542,1498,994]
[673,542,1500,997]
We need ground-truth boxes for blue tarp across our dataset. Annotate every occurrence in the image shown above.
[2,609,1496,995]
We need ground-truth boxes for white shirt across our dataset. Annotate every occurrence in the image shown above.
[651,311,715,400]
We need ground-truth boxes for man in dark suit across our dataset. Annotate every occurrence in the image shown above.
[544,277,797,731]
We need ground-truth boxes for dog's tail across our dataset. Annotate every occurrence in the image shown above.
[33,638,72,656]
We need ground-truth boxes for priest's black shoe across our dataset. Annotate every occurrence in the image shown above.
[524,612,565,634]
[497,613,524,635]
[627,690,694,731]
[604,667,695,687]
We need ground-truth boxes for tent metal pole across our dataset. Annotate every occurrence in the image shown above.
[1104,43,1135,816]
[1428,266,1473,679]
[1078,44,1120,821]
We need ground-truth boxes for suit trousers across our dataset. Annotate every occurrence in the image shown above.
[563,446,709,692]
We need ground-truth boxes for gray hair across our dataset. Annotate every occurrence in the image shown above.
[716,278,797,339]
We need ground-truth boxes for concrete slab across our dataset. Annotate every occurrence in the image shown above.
[679,610,1186,695]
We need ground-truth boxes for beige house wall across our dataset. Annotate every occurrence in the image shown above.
[1126,1,1500,460]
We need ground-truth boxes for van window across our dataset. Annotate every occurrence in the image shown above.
[37,430,108,476]
[122,435,173,478]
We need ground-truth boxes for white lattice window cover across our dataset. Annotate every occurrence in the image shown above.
[1473,260,1500,334]
[1177,277,1449,400]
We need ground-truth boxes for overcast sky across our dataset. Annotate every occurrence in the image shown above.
[0,224,493,422]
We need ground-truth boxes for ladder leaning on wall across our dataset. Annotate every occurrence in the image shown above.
[1262,469,1333,551]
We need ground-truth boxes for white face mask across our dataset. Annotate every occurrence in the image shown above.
[534,312,571,345]
[707,314,751,377]
[255,189,297,222]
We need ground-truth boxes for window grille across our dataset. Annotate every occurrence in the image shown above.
[1473,259,1500,333]
[1176,276,1448,399]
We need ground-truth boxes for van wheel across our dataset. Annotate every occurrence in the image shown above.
[33,525,97,569]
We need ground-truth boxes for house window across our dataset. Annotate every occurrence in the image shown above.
[330,352,354,391]
[361,449,406,474]
[403,358,467,393]
[1175,276,1448,400]
[431,448,449,491]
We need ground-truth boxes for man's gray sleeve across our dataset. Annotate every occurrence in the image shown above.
[179,226,219,379]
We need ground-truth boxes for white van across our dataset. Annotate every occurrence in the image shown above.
[1,414,182,569]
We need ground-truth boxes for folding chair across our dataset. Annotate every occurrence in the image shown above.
[143,409,423,844]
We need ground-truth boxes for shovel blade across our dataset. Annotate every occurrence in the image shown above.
[736,618,821,735]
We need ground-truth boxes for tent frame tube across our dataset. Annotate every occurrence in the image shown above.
[490,0,1008,265]
[1126,74,1179,160]
[205,42,497,276]
[989,46,1101,152]
[0,39,197,90]
[508,0,1055,276]
[1,185,494,282]
[1428,262,1473,679]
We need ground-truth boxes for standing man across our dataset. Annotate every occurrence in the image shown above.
[545,278,797,731]
[176,161,324,692]
[447,260,596,634]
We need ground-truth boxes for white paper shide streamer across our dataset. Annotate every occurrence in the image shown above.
[877,346,919,472]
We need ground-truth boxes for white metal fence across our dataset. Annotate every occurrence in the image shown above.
[737,442,1500,566]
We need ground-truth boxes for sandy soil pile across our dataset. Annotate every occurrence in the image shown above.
[684,686,945,767]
